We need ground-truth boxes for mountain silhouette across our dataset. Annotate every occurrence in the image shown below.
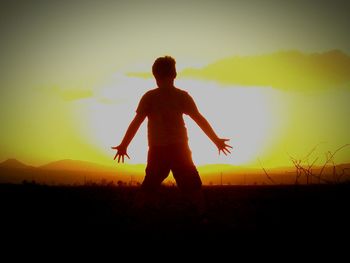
[1,158,349,185]
[0,159,145,185]
[39,159,116,172]
[0,159,32,169]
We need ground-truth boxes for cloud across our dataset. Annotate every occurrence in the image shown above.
[58,88,93,101]
[180,50,350,91]
[37,86,94,101]
[126,72,152,79]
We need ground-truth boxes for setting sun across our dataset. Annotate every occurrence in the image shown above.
[78,75,283,166]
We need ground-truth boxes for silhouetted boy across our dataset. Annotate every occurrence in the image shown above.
[112,56,232,218]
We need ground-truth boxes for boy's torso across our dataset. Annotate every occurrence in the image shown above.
[137,87,195,146]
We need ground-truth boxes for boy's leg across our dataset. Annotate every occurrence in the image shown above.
[173,169,207,222]
[171,143,207,219]
[133,169,170,211]
[133,146,170,210]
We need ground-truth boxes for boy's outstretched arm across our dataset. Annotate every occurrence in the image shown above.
[112,113,146,163]
[190,111,233,155]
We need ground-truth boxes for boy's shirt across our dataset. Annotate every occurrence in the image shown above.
[136,87,199,146]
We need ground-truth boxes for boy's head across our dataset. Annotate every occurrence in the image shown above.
[152,56,177,80]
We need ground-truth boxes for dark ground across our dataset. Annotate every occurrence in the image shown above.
[1,183,350,244]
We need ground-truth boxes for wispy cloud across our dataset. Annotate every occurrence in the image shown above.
[180,50,350,91]
[126,72,152,79]
[37,86,94,101]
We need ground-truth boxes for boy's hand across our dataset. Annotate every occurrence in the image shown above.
[111,145,130,163]
[215,138,233,156]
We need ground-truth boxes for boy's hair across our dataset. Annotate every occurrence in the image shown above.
[152,56,177,80]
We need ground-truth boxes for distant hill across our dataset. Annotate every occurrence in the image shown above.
[1,158,349,185]
[336,163,350,170]
[0,159,33,169]
[0,159,145,185]
[198,164,262,174]
[39,159,116,172]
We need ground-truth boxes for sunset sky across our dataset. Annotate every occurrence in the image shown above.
[1,0,350,169]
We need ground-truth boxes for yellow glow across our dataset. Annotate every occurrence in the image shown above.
[2,0,350,173]
[75,74,286,167]
[2,51,349,170]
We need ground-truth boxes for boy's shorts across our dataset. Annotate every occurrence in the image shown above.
[141,142,202,192]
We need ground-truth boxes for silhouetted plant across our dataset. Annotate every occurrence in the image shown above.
[288,143,349,184]
[318,144,349,182]
[258,158,275,184]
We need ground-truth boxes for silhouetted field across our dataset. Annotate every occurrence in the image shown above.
[1,183,349,242]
